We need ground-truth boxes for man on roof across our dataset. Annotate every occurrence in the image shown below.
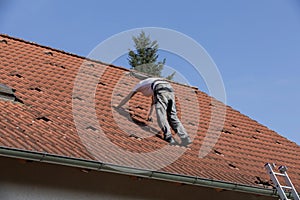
[116,77,192,146]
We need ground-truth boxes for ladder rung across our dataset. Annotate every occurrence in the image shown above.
[281,186,292,190]
[274,172,286,176]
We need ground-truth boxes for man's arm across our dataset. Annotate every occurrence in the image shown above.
[147,96,155,121]
[117,91,137,108]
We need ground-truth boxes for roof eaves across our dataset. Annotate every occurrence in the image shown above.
[0,146,279,198]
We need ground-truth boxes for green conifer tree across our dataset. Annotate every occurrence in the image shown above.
[128,31,175,79]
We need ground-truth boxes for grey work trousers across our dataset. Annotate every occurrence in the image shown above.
[154,83,189,140]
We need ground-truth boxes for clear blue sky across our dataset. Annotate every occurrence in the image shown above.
[1,0,300,145]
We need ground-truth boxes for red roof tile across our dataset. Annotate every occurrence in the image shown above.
[0,34,300,191]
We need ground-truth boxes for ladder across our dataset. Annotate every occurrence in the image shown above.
[265,163,300,200]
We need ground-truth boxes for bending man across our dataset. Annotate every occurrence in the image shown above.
[116,77,192,146]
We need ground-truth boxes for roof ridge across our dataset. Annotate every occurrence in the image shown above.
[0,33,128,71]
[0,33,202,91]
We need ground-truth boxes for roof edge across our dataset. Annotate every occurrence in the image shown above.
[0,33,128,72]
[0,33,201,92]
[0,146,278,197]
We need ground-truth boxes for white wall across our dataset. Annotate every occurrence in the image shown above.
[0,156,275,200]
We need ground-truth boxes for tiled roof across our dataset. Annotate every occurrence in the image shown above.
[0,34,300,191]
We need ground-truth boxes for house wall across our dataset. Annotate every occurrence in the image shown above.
[0,156,276,200]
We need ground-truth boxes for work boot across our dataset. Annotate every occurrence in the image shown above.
[165,136,176,145]
[181,137,192,147]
